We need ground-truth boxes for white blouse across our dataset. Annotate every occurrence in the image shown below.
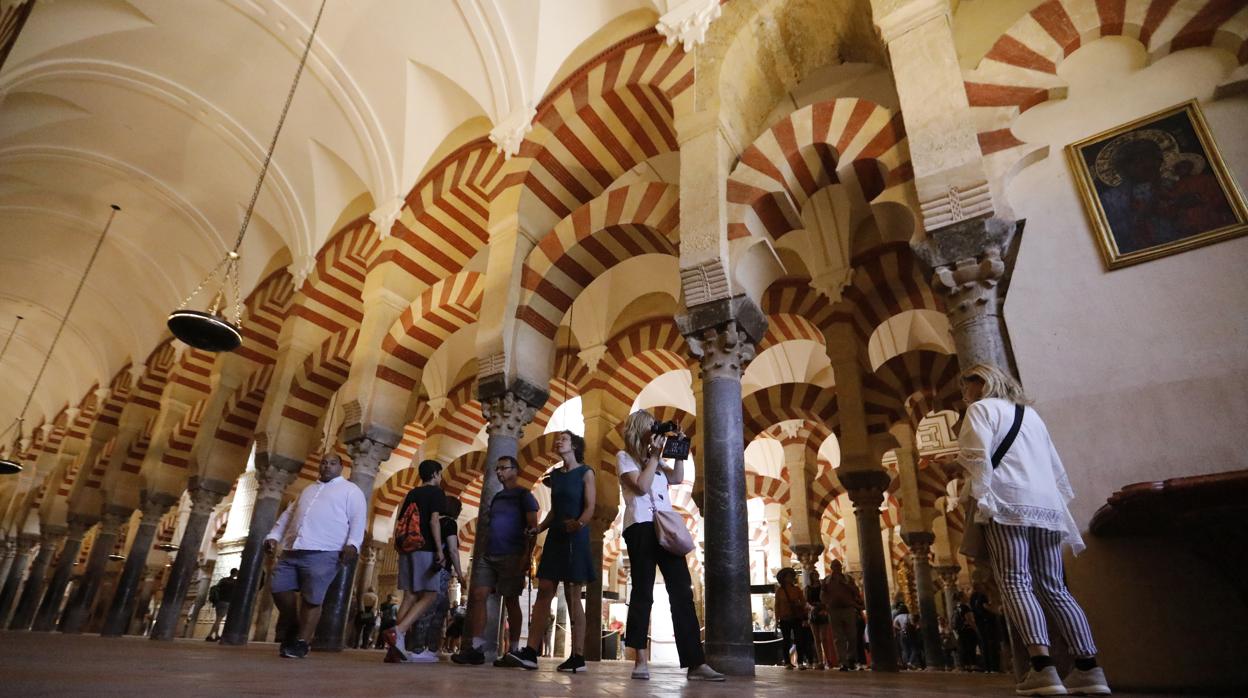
[958,398,1085,554]
[617,450,675,530]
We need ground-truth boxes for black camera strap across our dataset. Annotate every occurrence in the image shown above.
[990,404,1025,469]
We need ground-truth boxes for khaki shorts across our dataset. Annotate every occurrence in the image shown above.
[474,553,527,597]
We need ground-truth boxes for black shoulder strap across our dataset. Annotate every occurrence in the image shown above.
[991,404,1025,469]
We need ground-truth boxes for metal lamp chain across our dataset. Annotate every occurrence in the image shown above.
[14,207,117,427]
[0,315,23,367]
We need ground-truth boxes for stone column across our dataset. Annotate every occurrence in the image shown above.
[150,479,230,640]
[221,456,299,645]
[466,387,540,661]
[676,295,766,677]
[314,436,392,651]
[183,560,214,637]
[101,494,176,636]
[32,517,90,631]
[841,469,899,672]
[936,565,960,625]
[904,532,945,670]
[60,507,126,633]
[584,522,605,661]
[793,544,824,588]
[0,533,39,625]
[0,539,16,599]
[10,525,67,630]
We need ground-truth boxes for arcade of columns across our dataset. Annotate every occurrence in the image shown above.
[2,0,1241,678]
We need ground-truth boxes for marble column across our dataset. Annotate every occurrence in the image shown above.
[101,494,176,636]
[467,387,540,661]
[150,479,229,640]
[32,517,90,631]
[841,469,899,672]
[793,544,824,588]
[0,533,39,626]
[936,565,960,625]
[314,437,392,651]
[59,507,126,633]
[10,525,67,630]
[221,456,299,645]
[0,538,16,589]
[676,295,766,677]
[183,560,215,637]
[904,532,945,670]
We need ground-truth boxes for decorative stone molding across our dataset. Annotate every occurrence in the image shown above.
[577,344,607,373]
[931,247,1005,329]
[65,515,91,541]
[489,104,536,160]
[481,391,539,441]
[99,505,130,534]
[792,543,825,570]
[424,396,449,418]
[187,481,229,518]
[369,196,405,238]
[39,525,67,549]
[288,253,317,289]
[919,181,993,231]
[676,295,766,378]
[902,530,935,556]
[873,0,950,45]
[656,0,722,52]
[839,469,891,510]
[346,437,392,483]
[692,321,756,382]
[809,266,854,304]
[255,462,299,502]
[139,492,178,522]
[934,565,960,588]
[679,260,731,308]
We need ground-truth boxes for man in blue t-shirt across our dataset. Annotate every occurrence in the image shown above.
[452,455,539,666]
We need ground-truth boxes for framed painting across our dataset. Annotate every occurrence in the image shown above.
[1065,99,1248,270]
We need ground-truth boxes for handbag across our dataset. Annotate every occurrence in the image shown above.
[649,490,694,556]
[959,403,1025,560]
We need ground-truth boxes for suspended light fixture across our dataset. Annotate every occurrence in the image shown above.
[0,206,120,475]
[167,0,328,352]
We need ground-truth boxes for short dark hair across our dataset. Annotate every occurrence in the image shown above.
[444,498,462,517]
[564,430,585,463]
[496,455,519,469]
[418,459,442,482]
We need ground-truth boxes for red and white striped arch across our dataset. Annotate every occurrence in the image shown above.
[377,270,483,392]
[372,465,419,524]
[235,270,296,367]
[517,432,563,489]
[130,340,178,412]
[872,350,961,428]
[119,416,156,476]
[728,98,912,242]
[442,450,488,508]
[279,327,358,429]
[212,364,275,449]
[592,317,689,417]
[743,383,841,444]
[431,376,484,450]
[745,471,790,505]
[828,243,944,349]
[290,216,383,334]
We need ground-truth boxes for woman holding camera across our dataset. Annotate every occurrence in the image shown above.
[618,409,724,682]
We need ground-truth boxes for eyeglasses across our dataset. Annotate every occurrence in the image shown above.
[494,465,515,471]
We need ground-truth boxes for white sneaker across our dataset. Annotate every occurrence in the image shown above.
[408,649,439,663]
[1063,667,1111,695]
[1016,666,1068,696]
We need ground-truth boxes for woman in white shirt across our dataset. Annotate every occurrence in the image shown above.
[617,409,723,682]
[958,364,1109,696]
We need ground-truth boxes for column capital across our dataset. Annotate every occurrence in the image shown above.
[187,482,228,518]
[65,515,92,540]
[17,532,40,549]
[839,469,890,509]
[480,390,541,441]
[346,437,393,482]
[100,505,130,533]
[792,543,825,570]
[676,296,766,382]
[903,531,935,555]
[39,525,68,546]
[255,459,300,502]
[139,492,178,522]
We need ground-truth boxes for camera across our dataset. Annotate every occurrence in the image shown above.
[650,420,691,460]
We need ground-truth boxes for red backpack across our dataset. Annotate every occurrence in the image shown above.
[394,500,424,553]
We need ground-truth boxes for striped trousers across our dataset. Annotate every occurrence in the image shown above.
[984,522,1097,657]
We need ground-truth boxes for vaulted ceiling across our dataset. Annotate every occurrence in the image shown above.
[0,0,676,433]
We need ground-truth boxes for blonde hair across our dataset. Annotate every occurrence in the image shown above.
[623,410,655,464]
[962,363,1032,405]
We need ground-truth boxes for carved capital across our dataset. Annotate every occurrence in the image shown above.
[65,515,92,541]
[99,506,130,534]
[839,469,890,510]
[287,254,316,289]
[17,532,40,550]
[187,484,227,518]
[255,462,299,502]
[346,437,393,481]
[39,525,67,548]
[694,321,756,382]
[656,0,722,51]
[930,247,1005,328]
[139,492,178,522]
[481,391,539,441]
[369,196,405,239]
[676,295,767,382]
[489,104,536,160]
[903,531,935,558]
[792,543,825,570]
[934,564,960,587]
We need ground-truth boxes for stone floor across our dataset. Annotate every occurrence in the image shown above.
[0,631,1169,697]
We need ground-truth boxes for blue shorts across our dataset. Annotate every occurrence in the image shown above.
[271,550,341,605]
[398,551,440,593]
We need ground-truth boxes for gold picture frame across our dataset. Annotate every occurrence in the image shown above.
[1065,99,1248,270]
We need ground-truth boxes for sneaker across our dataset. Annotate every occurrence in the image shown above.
[408,649,439,664]
[279,641,298,659]
[799,663,808,670]
[507,646,539,670]
[1063,667,1111,695]
[687,664,726,682]
[451,645,485,665]
[493,656,510,667]
[383,645,409,664]
[631,666,650,680]
[1016,666,1068,696]
[556,654,587,673]
[381,627,398,647]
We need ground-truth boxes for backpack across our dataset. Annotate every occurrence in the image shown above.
[394,499,425,553]
[208,583,220,604]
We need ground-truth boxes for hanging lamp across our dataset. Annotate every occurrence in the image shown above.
[0,206,120,475]
[167,0,328,352]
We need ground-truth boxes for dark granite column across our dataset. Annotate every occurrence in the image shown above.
[676,295,766,677]
[313,437,393,651]
[467,385,541,661]
[10,525,67,630]
[936,565,959,625]
[150,479,230,640]
[0,533,39,625]
[841,469,899,672]
[583,522,605,661]
[60,507,126,633]
[32,517,90,631]
[183,560,215,637]
[905,532,945,670]
[101,493,177,636]
[221,456,299,645]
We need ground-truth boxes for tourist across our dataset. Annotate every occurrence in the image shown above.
[614,410,724,682]
[410,497,466,659]
[775,568,813,669]
[354,590,377,649]
[204,567,236,642]
[263,454,366,659]
[806,569,832,670]
[383,459,446,663]
[958,364,1110,696]
[953,591,980,671]
[971,582,1003,672]
[506,431,595,673]
[821,559,863,671]
[938,615,958,671]
[453,455,538,666]
[376,593,398,648]
[893,603,922,669]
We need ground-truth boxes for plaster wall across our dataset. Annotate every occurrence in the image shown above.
[1002,38,1248,691]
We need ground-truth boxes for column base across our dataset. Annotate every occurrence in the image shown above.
[705,640,756,676]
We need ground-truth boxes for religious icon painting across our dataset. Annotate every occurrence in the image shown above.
[1065,99,1248,270]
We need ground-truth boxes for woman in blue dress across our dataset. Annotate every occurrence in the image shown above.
[506,430,596,673]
